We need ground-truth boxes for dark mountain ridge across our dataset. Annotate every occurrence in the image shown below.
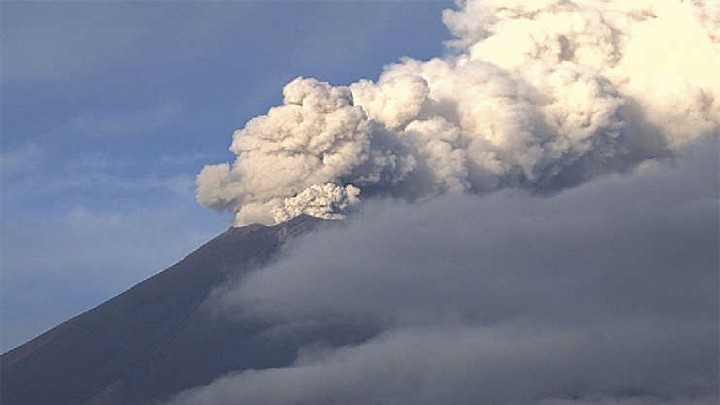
[1,215,369,405]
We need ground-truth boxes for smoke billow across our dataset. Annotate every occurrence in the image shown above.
[197,0,719,226]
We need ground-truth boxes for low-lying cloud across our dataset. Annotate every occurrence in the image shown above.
[169,138,718,404]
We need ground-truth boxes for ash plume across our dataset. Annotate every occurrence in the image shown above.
[197,0,720,225]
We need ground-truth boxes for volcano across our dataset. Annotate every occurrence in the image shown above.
[0,215,369,405]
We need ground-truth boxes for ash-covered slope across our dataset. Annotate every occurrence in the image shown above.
[0,215,367,405]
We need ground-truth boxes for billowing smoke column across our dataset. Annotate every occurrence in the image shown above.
[197,0,720,226]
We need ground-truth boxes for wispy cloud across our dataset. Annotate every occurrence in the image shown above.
[0,2,146,84]
[159,152,214,167]
[69,99,183,137]
[0,143,42,176]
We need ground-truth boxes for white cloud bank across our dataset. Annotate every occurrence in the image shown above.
[197,0,719,226]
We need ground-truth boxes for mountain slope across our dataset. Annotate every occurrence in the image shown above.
[1,215,369,405]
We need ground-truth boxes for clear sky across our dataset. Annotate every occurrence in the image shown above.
[0,0,454,352]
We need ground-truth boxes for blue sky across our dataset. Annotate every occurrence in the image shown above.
[0,0,453,352]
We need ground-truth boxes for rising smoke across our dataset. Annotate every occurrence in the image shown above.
[196,0,719,226]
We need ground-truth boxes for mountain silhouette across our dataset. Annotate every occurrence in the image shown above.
[1,215,372,405]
